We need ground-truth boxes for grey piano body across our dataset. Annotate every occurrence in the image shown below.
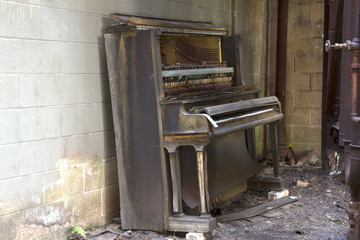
[104,15,284,233]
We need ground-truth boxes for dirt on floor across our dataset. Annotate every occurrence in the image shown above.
[77,165,350,240]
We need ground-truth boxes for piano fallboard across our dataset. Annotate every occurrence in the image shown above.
[162,95,283,137]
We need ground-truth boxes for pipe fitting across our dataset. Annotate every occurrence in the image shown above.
[325,39,360,52]
[347,202,360,240]
[347,38,360,51]
[351,113,360,123]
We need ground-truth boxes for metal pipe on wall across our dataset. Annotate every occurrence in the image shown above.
[321,0,330,170]
[275,0,288,115]
[231,0,235,36]
[326,1,360,238]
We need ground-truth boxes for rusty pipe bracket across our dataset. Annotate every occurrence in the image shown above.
[325,39,360,52]
[347,202,360,240]
[325,40,347,52]
[351,113,360,123]
[355,212,360,239]
[325,38,360,124]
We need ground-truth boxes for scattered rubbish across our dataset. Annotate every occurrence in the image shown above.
[296,180,309,187]
[113,218,121,224]
[261,210,283,218]
[216,196,298,223]
[268,189,289,200]
[285,144,297,165]
[262,167,274,175]
[333,201,345,209]
[106,226,122,235]
[107,223,121,231]
[87,228,108,238]
[308,154,319,165]
[122,230,132,238]
[329,151,343,175]
[309,177,317,183]
[95,233,117,240]
[186,232,212,240]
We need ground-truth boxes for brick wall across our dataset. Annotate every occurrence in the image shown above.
[0,1,232,239]
[285,0,324,157]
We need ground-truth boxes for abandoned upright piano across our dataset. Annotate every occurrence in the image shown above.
[104,14,283,233]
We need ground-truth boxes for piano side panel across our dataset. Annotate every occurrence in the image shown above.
[105,30,166,231]
[162,104,209,135]
[222,35,245,86]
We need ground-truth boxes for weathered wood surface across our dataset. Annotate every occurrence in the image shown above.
[216,196,298,223]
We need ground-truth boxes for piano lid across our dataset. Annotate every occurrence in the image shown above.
[108,13,228,36]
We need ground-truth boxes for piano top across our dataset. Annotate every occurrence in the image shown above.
[108,13,228,36]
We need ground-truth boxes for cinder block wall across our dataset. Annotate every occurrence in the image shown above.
[285,0,324,157]
[0,1,234,239]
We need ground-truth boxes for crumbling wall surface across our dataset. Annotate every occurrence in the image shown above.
[285,0,324,157]
[0,0,232,239]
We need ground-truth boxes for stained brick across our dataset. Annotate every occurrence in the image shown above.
[311,73,323,91]
[288,73,311,91]
[0,212,22,240]
[295,55,323,73]
[102,185,120,214]
[290,143,311,157]
[0,74,19,109]
[44,166,84,203]
[311,2,324,21]
[284,108,311,125]
[294,91,322,108]
[284,90,295,109]
[311,109,322,126]
[293,126,322,143]
[285,125,293,142]
[84,159,118,192]
[67,190,102,222]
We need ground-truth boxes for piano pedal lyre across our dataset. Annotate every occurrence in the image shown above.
[163,134,216,232]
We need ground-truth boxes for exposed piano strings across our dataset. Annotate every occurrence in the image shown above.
[162,63,234,96]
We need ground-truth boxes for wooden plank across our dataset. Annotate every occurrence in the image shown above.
[216,196,298,223]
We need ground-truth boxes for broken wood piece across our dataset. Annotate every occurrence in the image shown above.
[296,180,309,187]
[286,144,297,164]
[106,226,123,235]
[297,149,315,165]
[216,196,298,223]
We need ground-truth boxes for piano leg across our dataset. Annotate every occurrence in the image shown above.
[269,121,280,177]
[168,149,184,216]
[246,128,257,161]
[196,148,210,217]
[204,151,210,213]
[248,122,284,191]
[164,137,215,233]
